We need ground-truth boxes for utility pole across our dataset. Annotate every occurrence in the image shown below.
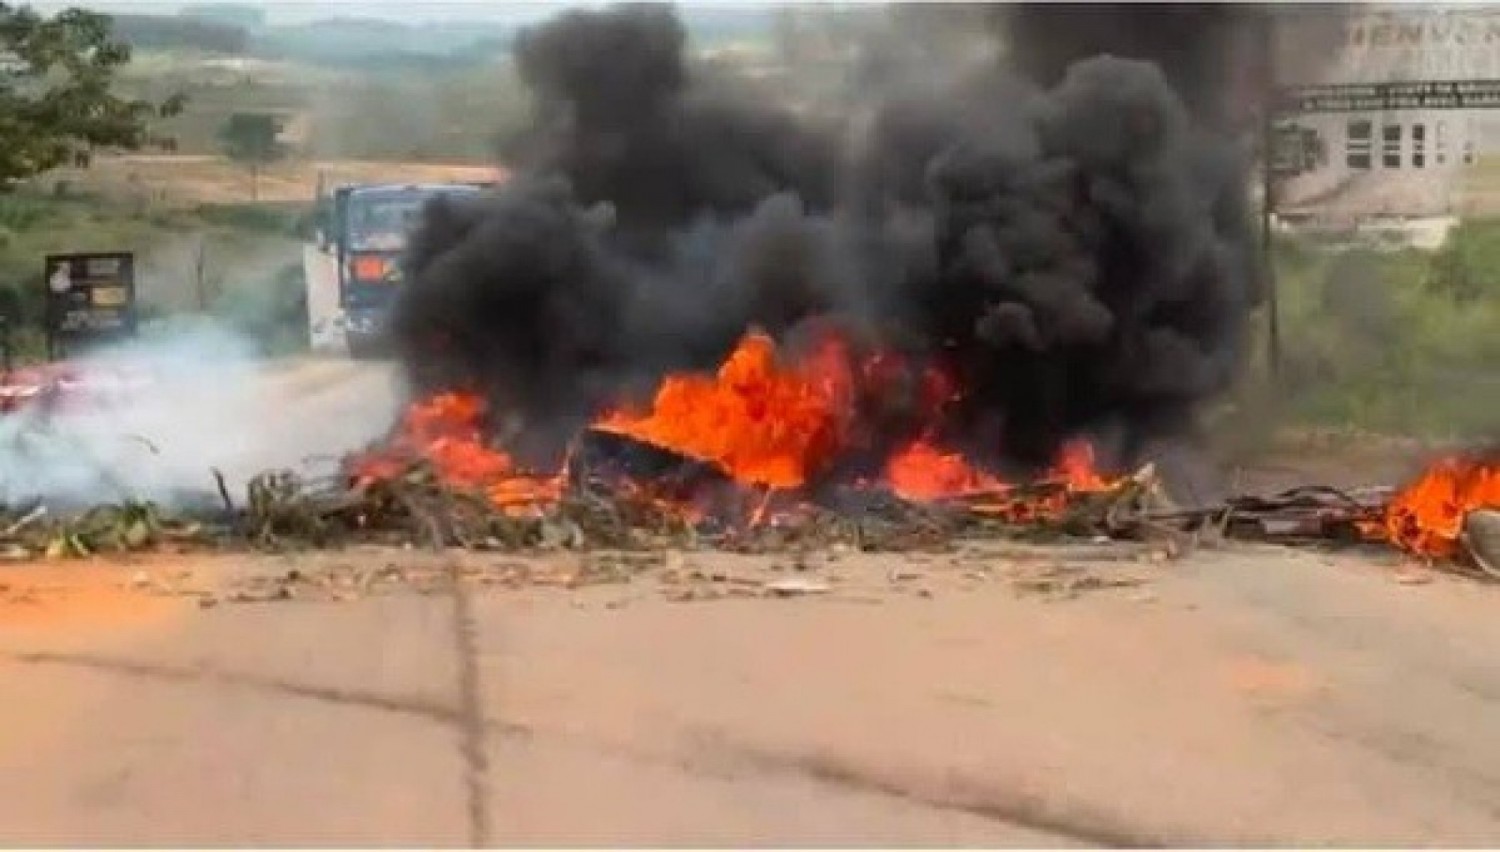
[1261,14,1282,382]
[194,235,208,312]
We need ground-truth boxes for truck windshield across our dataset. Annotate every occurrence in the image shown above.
[347,195,430,253]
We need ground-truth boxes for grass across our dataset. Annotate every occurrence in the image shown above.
[0,191,309,363]
[1250,219,1500,442]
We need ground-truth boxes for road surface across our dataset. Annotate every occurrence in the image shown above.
[0,540,1498,847]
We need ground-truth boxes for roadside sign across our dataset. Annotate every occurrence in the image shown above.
[1276,79,1500,115]
[43,252,137,357]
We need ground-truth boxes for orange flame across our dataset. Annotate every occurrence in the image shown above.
[353,331,1117,526]
[885,439,1003,500]
[1053,440,1111,492]
[1381,454,1500,559]
[350,392,561,513]
[884,436,1112,521]
[593,330,855,489]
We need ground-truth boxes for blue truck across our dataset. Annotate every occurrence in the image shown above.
[315,181,487,358]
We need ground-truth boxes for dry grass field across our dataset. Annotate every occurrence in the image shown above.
[33,155,504,207]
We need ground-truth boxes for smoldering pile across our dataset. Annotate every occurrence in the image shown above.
[391,3,1263,483]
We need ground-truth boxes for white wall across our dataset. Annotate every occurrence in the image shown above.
[302,244,344,354]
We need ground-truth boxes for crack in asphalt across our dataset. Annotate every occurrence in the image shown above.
[681,734,1188,848]
[2,649,466,724]
[447,567,493,848]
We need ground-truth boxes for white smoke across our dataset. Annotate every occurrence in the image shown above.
[0,318,400,510]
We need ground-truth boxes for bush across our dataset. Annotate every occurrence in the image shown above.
[0,196,65,233]
[191,202,302,235]
[1267,221,1500,440]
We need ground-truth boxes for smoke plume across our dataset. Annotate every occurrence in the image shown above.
[0,320,397,508]
[392,3,1266,476]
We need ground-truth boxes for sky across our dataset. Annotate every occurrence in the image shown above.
[28,0,798,25]
[31,1,573,23]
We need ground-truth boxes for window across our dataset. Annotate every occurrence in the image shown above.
[1411,123,1426,169]
[1435,120,1448,165]
[1382,124,1402,169]
[1346,119,1373,169]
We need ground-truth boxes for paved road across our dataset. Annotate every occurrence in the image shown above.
[0,543,1498,847]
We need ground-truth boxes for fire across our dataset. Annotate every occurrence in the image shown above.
[350,392,561,512]
[887,437,1114,522]
[1053,440,1111,491]
[353,330,1117,527]
[885,439,1003,500]
[346,340,1489,564]
[594,330,855,489]
[1380,454,1500,559]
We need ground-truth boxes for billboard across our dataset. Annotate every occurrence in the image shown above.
[44,252,137,354]
[1277,80,1500,115]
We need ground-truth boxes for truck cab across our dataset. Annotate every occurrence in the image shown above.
[317,182,485,359]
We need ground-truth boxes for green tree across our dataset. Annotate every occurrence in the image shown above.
[0,5,184,189]
[217,111,283,201]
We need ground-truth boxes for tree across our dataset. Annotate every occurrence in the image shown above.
[217,112,283,201]
[0,5,184,189]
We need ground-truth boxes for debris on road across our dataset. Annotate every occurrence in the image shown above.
[764,577,831,597]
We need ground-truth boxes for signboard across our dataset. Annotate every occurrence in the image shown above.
[43,252,137,354]
[1278,79,1500,114]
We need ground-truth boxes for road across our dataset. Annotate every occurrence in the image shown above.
[0,540,1498,847]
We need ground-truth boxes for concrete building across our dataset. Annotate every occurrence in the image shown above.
[1272,5,1500,226]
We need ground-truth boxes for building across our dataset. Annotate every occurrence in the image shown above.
[1272,5,1500,226]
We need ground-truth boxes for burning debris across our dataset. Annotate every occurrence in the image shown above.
[5,410,1494,584]
[1378,454,1500,562]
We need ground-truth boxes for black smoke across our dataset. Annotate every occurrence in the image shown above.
[392,2,1266,477]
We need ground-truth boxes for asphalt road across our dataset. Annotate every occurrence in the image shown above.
[0,541,1498,847]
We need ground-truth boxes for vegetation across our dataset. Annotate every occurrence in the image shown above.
[0,191,307,361]
[217,112,284,200]
[0,5,184,188]
[1250,221,1500,441]
[302,63,530,163]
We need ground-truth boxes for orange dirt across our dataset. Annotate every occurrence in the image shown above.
[0,561,189,634]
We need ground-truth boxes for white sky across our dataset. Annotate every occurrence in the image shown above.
[28,0,798,25]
